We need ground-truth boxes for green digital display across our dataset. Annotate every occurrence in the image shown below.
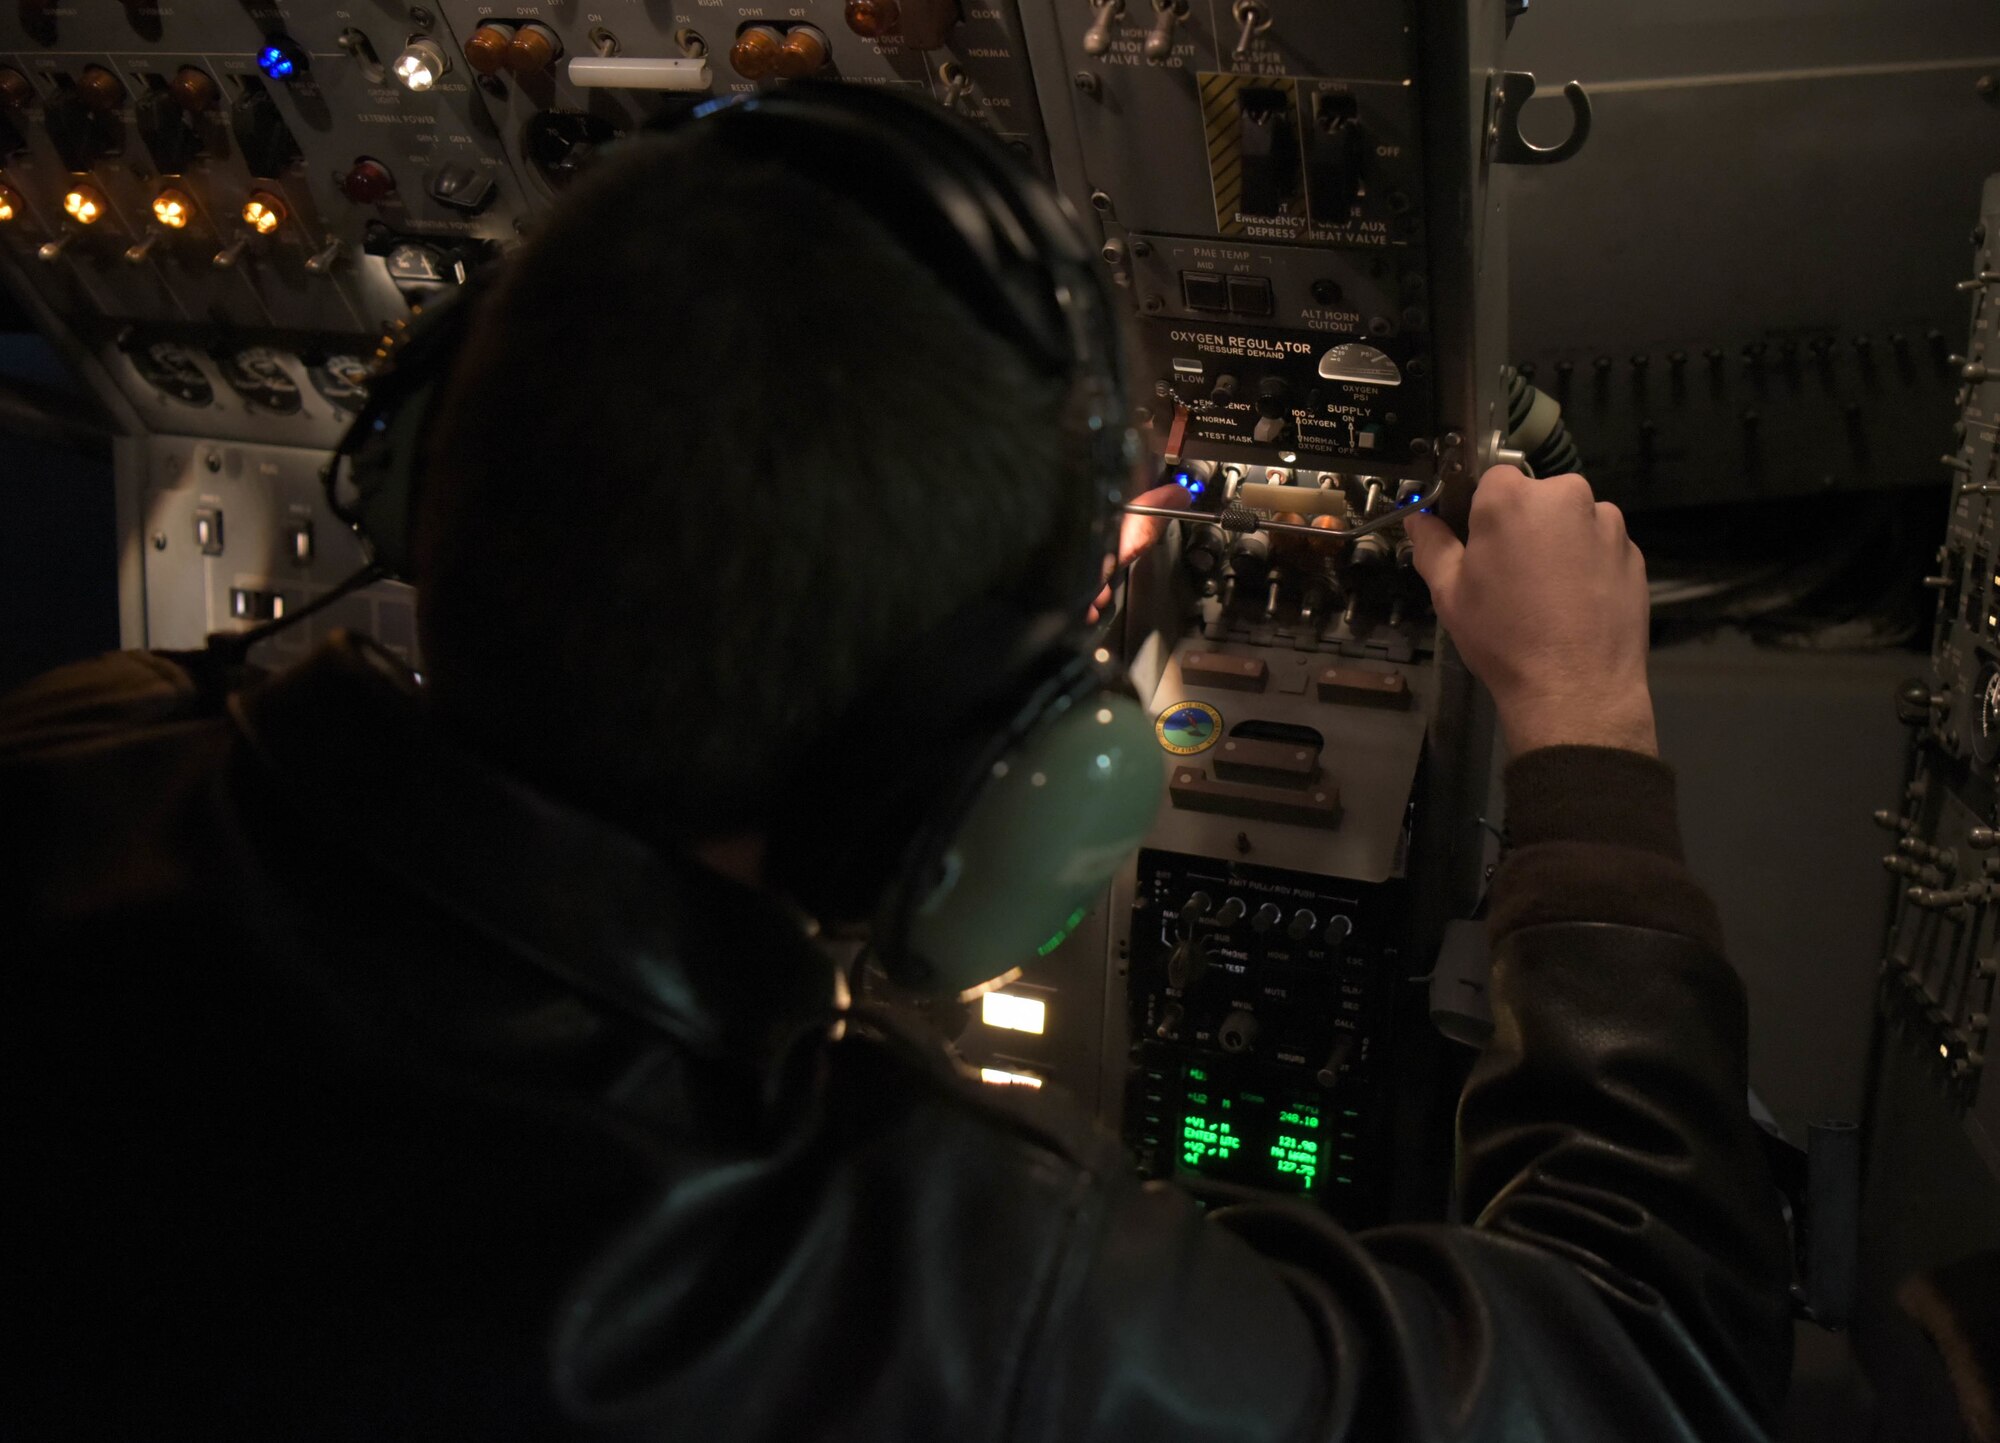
[1036,905,1090,958]
[1176,1066,1328,1193]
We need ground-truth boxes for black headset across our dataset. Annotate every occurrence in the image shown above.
[325,82,1165,997]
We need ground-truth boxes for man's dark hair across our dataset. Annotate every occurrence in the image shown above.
[415,130,1088,846]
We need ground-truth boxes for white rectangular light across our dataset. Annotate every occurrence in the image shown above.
[981,991,1047,1035]
[979,1067,1044,1089]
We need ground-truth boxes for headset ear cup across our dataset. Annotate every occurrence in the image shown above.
[326,283,487,583]
[894,691,1163,995]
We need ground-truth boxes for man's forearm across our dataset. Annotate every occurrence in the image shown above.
[1458,743,1795,1429]
[1485,745,1723,951]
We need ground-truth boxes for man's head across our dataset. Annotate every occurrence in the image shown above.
[413,122,1104,865]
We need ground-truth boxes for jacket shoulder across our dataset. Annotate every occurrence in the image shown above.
[0,650,209,757]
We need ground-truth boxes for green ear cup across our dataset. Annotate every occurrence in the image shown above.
[904,691,1164,995]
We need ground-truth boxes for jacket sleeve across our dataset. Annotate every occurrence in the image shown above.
[1015,746,1794,1443]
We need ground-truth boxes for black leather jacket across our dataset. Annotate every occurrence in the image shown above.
[1,636,1793,1441]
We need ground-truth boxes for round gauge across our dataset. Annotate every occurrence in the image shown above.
[128,341,213,406]
[218,347,303,415]
[309,354,371,409]
[1155,701,1222,756]
[1977,665,2000,765]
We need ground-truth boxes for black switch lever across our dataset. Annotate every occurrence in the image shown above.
[1167,936,1210,989]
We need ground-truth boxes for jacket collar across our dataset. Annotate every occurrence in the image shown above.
[227,632,841,1080]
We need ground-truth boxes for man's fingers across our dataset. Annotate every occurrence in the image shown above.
[1403,510,1464,604]
[1118,483,1192,566]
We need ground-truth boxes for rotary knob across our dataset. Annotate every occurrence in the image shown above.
[1255,376,1291,419]
[1251,902,1283,934]
[1218,1009,1260,1054]
[1287,908,1318,942]
[339,158,396,204]
[1180,890,1213,922]
[1215,897,1247,927]
[1324,914,1354,954]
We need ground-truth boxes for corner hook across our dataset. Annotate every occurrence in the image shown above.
[1490,71,1592,167]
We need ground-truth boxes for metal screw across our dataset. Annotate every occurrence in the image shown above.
[152,531,166,550]
[1131,239,1152,259]
[1089,190,1113,213]
[408,6,434,28]
[1141,294,1164,313]
[1073,71,1100,98]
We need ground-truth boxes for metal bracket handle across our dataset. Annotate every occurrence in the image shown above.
[1490,72,1592,167]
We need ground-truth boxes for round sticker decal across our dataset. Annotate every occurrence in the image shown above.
[1156,701,1223,756]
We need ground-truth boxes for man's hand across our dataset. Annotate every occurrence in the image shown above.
[1405,466,1657,758]
[1090,483,1191,621]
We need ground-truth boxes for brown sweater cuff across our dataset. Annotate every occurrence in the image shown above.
[1489,746,1726,956]
[1501,746,1688,858]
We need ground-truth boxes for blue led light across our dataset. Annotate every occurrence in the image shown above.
[258,43,298,80]
[1172,469,1205,498]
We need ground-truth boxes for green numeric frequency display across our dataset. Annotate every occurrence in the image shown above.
[1179,1067,1324,1191]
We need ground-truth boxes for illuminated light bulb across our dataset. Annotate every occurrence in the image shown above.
[462,22,516,77]
[392,38,449,93]
[730,25,785,79]
[63,185,106,225]
[241,191,287,235]
[0,185,16,223]
[152,188,193,230]
[257,37,309,82]
[773,25,830,79]
[844,0,902,38]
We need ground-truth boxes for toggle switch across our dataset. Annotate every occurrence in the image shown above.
[124,228,165,264]
[1167,935,1210,989]
[194,506,225,556]
[1083,0,1123,57]
[229,587,286,622]
[1315,1031,1357,1088]
[427,162,497,214]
